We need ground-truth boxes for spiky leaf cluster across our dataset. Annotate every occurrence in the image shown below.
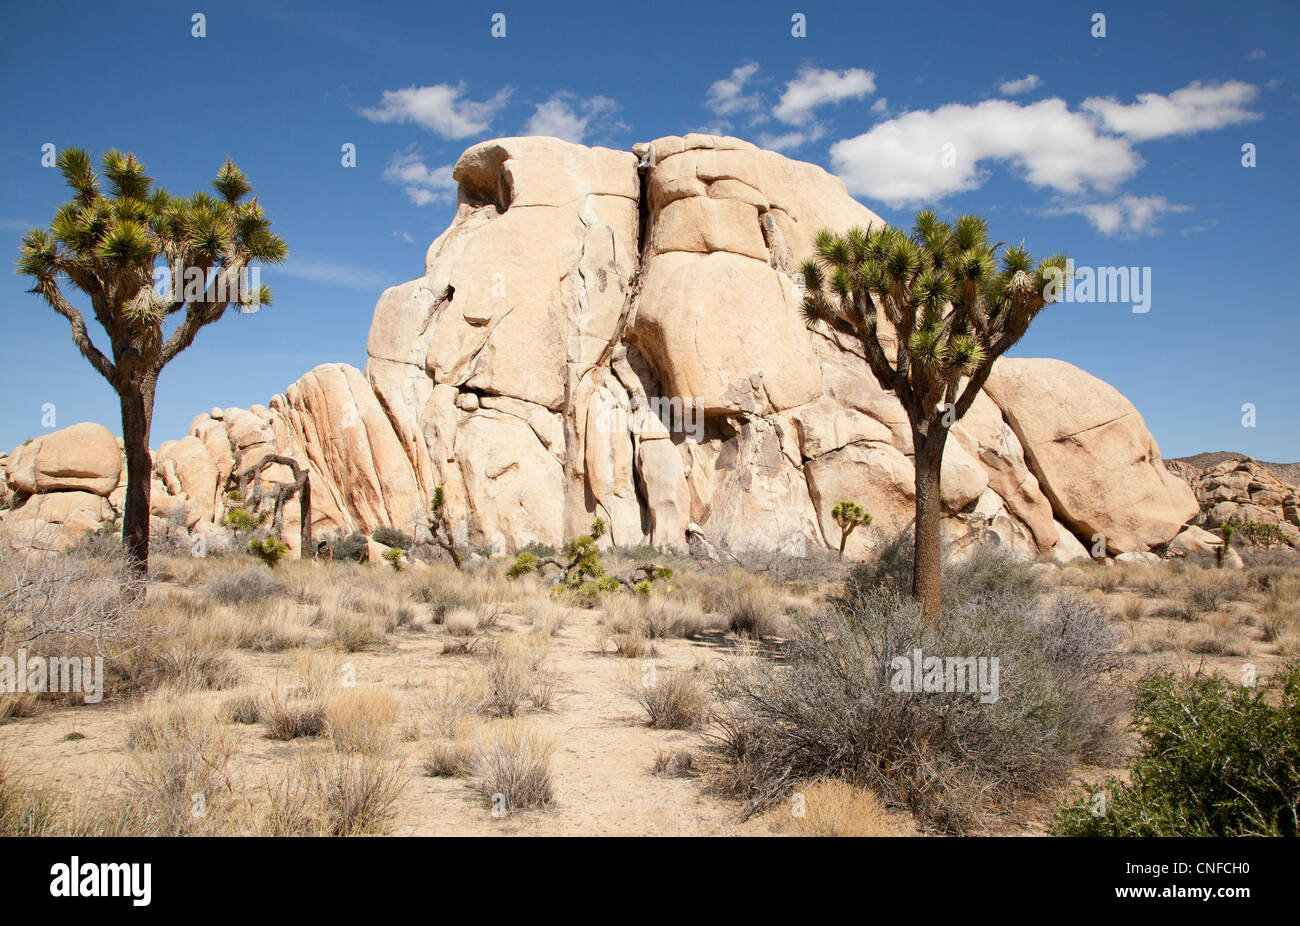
[799,211,1068,427]
[16,148,287,386]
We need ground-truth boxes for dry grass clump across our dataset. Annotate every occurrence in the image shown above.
[302,753,405,836]
[651,747,699,778]
[527,601,568,637]
[120,700,236,836]
[600,623,655,658]
[721,578,784,639]
[482,636,554,717]
[0,754,65,835]
[146,639,242,693]
[325,687,400,754]
[327,611,387,652]
[467,720,555,814]
[607,594,714,640]
[222,692,264,725]
[1119,596,1148,621]
[291,650,341,699]
[263,689,327,741]
[772,779,899,837]
[629,670,708,729]
[206,567,288,606]
[421,673,487,777]
[443,608,479,636]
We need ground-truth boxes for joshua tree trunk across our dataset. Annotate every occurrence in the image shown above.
[912,427,946,620]
[119,377,156,575]
[838,533,849,561]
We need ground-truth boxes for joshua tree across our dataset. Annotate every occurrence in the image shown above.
[427,486,463,570]
[16,149,286,574]
[800,212,1067,619]
[831,500,872,561]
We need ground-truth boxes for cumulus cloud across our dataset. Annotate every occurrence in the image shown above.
[999,74,1042,96]
[522,92,620,143]
[361,83,511,138]
[383,150,457,206]
[706,61,761,115]
[1049,194,1191,236]
[830,98,1142,207]
[1081,80,1260,141]
[758,127,826,152]
[774,66,876,125]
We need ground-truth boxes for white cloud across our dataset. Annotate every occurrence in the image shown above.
[1081,80,1260,142]
[1247,48,1266,60]
[871,98,889,114]
[830,98,1141,207]
[758,127,826,152]
[392,231,415,244]
[1050,194,1190,236]
[999,74,1042,96]
[774,66,875,125]
[522,92,620,143]
[706,62,761,115]
[383,150,457,206]
[361,83,511,138]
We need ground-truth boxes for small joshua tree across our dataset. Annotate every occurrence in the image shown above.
[800,211,1067,620]
[507,517,672,601]
[1217,524,1236,568]
[427,486,462,570]
[248,536,289,567]
[831,500,872,561]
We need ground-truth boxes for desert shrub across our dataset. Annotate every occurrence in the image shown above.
[709,583,1125,832]
[322,531,370,563]
[1235,520,1288,548]
[1054,660,1300,836]
[629,670,708,729]
[371,526,411,550]
[206,567,288,606]
[468,721,555,814]
[304,754,405,836]
[382,547,405,571]
[844,535,1039,616]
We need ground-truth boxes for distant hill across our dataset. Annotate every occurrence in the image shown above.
[1170,452,1300,488]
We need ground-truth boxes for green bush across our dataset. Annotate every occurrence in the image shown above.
[1053,661,1300,836]
[382,547,405,571]
[371,526,411,550]
[248,536,289,567]
[224,507,262,533]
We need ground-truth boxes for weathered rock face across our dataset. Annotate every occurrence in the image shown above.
[1,134,1199,561]
[1170,457,1300,549]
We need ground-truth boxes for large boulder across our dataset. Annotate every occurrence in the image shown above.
[6,423,122,496]
[984,358,1198,554]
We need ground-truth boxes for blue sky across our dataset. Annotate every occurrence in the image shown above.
[1,0,1296,460]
